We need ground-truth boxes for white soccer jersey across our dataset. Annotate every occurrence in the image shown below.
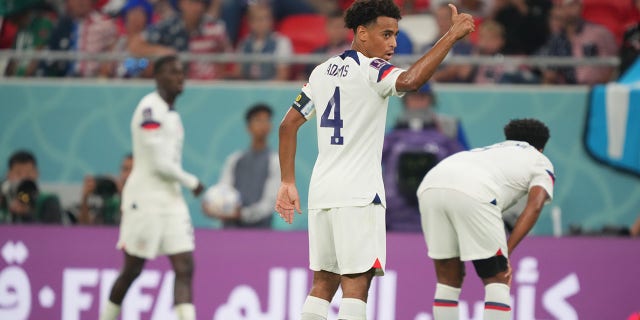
[121,91,199,214]
[417,140,555,211]
[293,50,405,209]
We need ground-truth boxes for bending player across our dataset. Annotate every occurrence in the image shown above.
[417,119,555,320]
[100,55,204,320]
[275,1,475,319]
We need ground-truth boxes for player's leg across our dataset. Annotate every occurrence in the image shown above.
[161,211,196,320]
[99,252,146,320]
[337,268,375,320]
[419,188,463,320]
[304,209,340,320]
[302,270,341,320]
[473,255,511,320]
[332,204,386,320]
[168,251,196,320]
[432,258,464,320]
[450,192,512,320]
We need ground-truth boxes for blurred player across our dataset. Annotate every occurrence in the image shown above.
[417,119,555,320]
[275,0,475,319]
[99,55,204,320]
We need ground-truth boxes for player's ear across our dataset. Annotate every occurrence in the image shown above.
[356,25,368,42]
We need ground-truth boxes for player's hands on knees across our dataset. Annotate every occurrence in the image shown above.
[448,4,475,40]
[192,182,205,197]
[504,259,513,286]
[275,182,302,224]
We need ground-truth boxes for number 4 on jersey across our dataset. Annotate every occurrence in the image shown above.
[320,87,344,145]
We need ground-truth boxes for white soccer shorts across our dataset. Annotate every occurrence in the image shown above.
[117,205,194,259]
[308,204,386,276]
[418,188,508,261]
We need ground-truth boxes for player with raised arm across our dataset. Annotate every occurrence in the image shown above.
[275,1,475,319]
[417,119,555,320]
[99,55,204,320]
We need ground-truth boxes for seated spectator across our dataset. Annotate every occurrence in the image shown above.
[427,2,474,83]
[490,0,552,55]
[620,0,640,77]
[77,154,132,225]
[204,103,280,228]
[395,29,414,56]
[0,150,63,224]
[382,84,466,232]
[232,1,293,81]
[129,0,232,80]
[311,10,351,57]
[538,0,618,85]
[303,9,351,78]
[110,0,154,78]
[42,0,118,77]
[3,0,56,77]
[459,20,539,84]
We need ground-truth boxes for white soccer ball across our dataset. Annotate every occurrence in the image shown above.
[202,184,241,218]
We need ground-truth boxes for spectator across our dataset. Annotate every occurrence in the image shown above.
[382,84,467,232]
[110,0,154,78]
[129,0,232,80]
[311,9,351,57]
[204,103,280,228]
[303,9,352,78]
[461,20,539,84]
[3,0,56,77]
[539,0,618,85]
[0,150,63,224]
[232,2,293,80]
[220,0,330,45]
[428,2,474,83]
[491,0,552,55]
[77,154,133,225]
[620,0,640,76]
[42,0,118,77]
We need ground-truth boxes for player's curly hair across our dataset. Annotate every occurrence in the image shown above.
[345,0,401,33]
[153,55,179,76]
[504,118,550,150]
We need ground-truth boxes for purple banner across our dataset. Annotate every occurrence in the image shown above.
[0,226,639,319]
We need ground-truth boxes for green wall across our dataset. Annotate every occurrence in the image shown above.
[1,80,638,234]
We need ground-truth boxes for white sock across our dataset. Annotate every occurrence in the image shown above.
[484,283,511,320]
[99,301,120,320]
[301,295,330,320]
[337,298,366,320]
[175,303,196,320]
[433,283,461,320]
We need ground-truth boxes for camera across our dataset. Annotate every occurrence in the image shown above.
[1,179,39,209]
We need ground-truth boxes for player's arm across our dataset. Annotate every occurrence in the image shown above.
[395,4,475,92]
[276,108,306,223]
[507,186,549,254]
[141,110,202,194]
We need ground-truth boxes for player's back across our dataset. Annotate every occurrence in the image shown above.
[123,92,185,210]
[303,50,405,209]
[418,140,554,210]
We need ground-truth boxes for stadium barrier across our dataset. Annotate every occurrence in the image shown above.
[0,225,638,319]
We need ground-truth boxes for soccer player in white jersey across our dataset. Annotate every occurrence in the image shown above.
[275,1,475,319]
[99,55,204,320]
[417,119,555,320]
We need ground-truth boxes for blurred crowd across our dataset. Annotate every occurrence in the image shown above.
[1,0,639,84]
